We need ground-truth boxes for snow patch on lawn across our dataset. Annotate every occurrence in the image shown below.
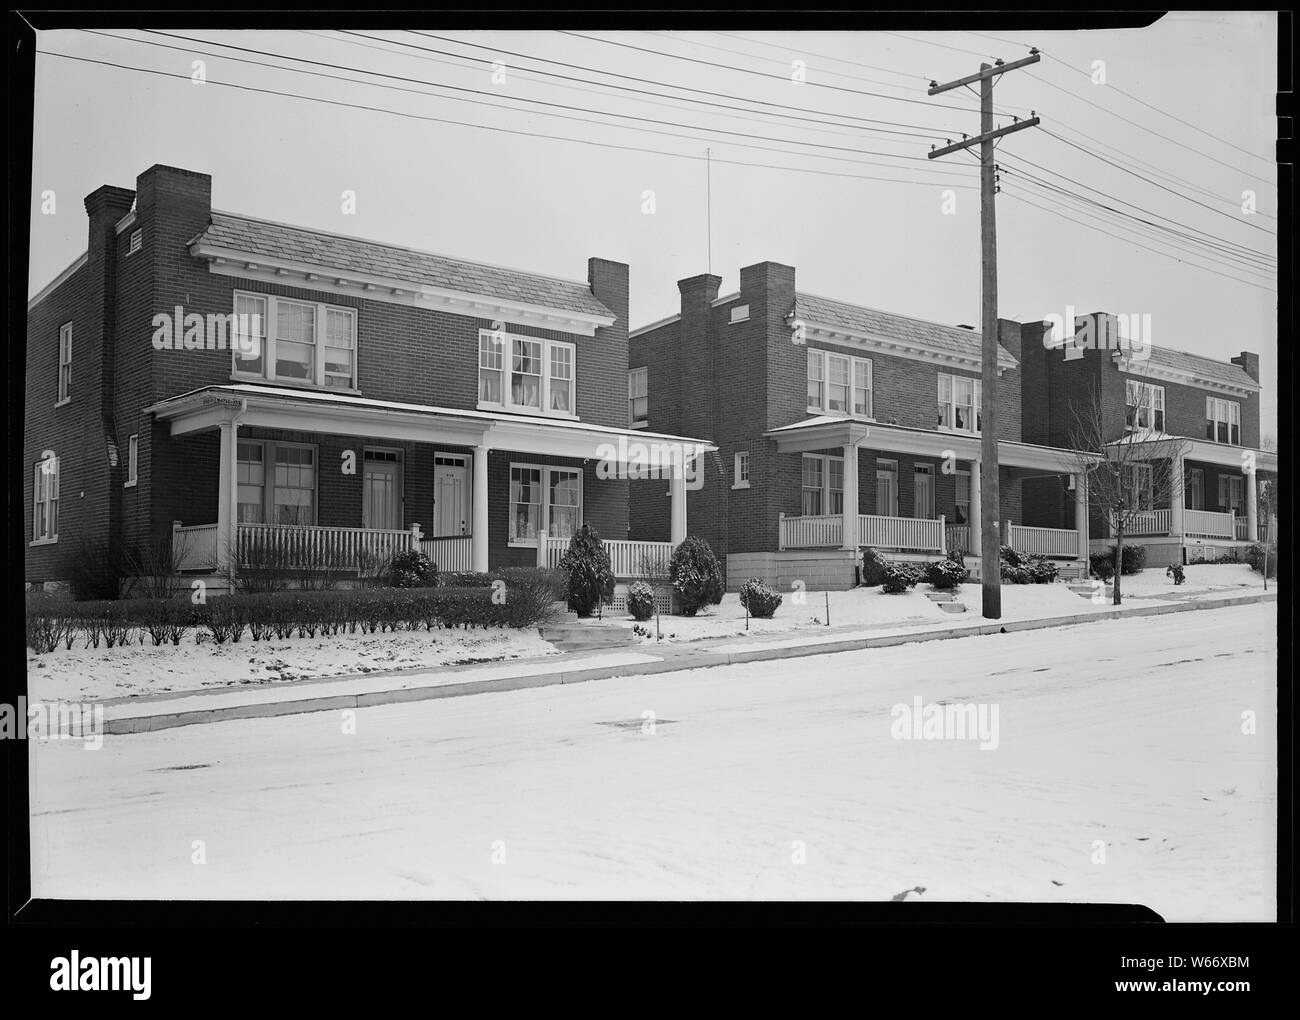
[26,628,559,703]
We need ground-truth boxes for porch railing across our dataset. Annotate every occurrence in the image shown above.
[1124,509,1172,536]
[945,524,971,554]
[1007,523,1079,558]
[1236,517,1272,542]
[172,522,219,571]
[779,513,945,552]
[236,523,418,571]
[421,535,474,572]
[539,532,675,579]
[1183,509,1235,540]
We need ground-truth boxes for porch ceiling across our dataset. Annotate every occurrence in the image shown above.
[145,384,716,463]
[764,415,1098,472]
[1107,432,1278,472]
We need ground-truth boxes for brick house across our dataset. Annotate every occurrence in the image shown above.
[1019,311,1278,567]
[627,261,1098,590]
[26,163,710,591]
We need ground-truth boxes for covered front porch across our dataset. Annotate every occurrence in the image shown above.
[1094,436,1278,561]
[765,417,1098,573]
[150,385,707,581]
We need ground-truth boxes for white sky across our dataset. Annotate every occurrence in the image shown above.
[28,15,1278,437]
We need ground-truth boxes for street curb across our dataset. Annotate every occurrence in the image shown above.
[101,590,1276,736]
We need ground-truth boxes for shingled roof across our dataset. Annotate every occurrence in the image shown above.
[193,212,613,320]
[792,292,1018,369]
[1141,345,1259,390]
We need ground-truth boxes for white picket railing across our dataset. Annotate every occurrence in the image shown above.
[946,525,972,554]
[1183,509,1235,540]
[172,522,219,571]
[236,523,418,570]
[1124,509,1172,536]
[421,535,473,572]
[1235,517,1271,542]
[779,514,843,549]
[539,532,675,579]
[1007,523,1079,558]
[858,513,944,552]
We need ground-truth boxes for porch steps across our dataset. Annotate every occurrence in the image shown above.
[924,591,967,614]
[538,618,638,653]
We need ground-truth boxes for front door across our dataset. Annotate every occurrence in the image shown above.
[363,448,403,530]
[914,464,934,519]
[876,459,898,517]
[434,454,469,537]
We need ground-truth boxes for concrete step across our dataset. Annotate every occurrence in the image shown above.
[538,622,637,652]
[938,602,967,614]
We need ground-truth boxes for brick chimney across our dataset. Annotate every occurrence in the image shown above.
[1231,350,1260,381]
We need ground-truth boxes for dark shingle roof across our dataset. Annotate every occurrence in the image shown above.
[194,212,613,320]
[1143,345,1259,390]
[793,292,1018,368]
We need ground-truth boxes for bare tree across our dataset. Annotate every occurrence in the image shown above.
[1066,383,1187,605]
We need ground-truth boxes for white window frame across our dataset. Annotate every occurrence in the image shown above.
[733,451,750,489]
[807,348,873,418]
[1205,396,1241,446]
[32,455,60,544]
[730,304,750,323]
[800,453,844,516]
[230,291,358,392]
[125,434,138,488]
[628,366,648,427]
[876,458,899,517]
[1125,379,1165,432]
[937,372,982,434]
[1219,474,1244,515]
[236,439,319,526]
[56,322,72,405]
[508,462,584,547]
[478,329,578,419]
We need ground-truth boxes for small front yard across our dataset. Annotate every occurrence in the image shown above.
[26,628,558,704]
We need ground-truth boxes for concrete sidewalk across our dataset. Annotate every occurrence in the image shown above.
[87,587,1277,736]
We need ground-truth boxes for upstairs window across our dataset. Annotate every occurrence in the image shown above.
[478,329,577,418]
[628,367,648,425]
[1125,380,1165,432]
[1205,396,1241,445]
[125,434,138,487]
[231,292,357,391]
[57,323,72,404]
[734,451,750,488]
[808,349,872,417]
[938,372,981,433]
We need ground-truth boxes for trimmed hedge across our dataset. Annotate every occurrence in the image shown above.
[1245,541,1277,579]
[670,536,725,616]
[925,557,969,590]
[626,581,656,621]
[861,547,890,587]
[739,577,782,619]
[882,563,923,594]
[25,584,560,654]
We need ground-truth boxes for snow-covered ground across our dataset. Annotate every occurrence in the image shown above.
[26,628,558,703]
[30,603,1275,918]
[591,563,1272,643]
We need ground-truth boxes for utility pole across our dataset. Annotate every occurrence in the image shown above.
[927,51,1041,619]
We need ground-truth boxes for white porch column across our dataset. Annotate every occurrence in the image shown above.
[471,445,489,572]
[669,462,687,547]
[969,458,982,547]
[216,419,238,574]
[840,442,859,550]
[1169,451,1185,537]
[1074,471,1089,560]
[1246,471,1258,541]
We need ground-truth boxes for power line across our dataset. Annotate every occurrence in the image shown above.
[964,31,1273,165]
[557,29,1013,114]
[398,31,967,139]
[1004,188,1276,293]
[114,29,968,174]
[36,48,980,191]
[710,29,932,84]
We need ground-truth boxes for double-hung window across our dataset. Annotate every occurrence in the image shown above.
[807,349,872,417]
[1218,474,1244,516]
[1125,380,1165,431]
[801,453,844,516]
[57,323,72,404]
[937,373,981,433]
[1205,397,1241,445]
[32,456,59,542]
[628,367,648,426]
[231,292,357,390]
[236,440,317,525]
[478,329,578,418]
[509,464,582,545]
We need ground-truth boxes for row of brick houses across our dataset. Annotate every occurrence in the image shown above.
[26,163,1279,594]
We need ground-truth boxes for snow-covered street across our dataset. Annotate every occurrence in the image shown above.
[30,603,1275,919]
